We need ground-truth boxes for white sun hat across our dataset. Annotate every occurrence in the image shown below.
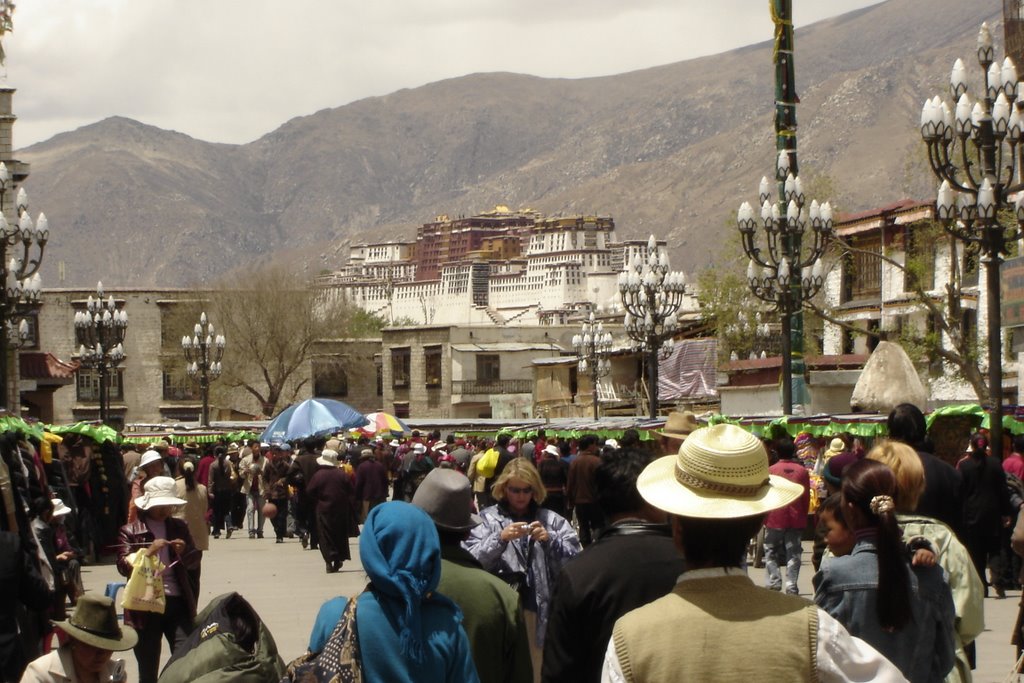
[637,423,803,519]
[134,476,186,510]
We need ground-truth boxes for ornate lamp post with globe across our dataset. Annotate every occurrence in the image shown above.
[573,312,613,421]
[737,174,832,415]
[919,21,1024,454]
[74,282,128,425]
[0,163,46,409]
[181,312,225,427]
[617,236,687,419]
[736,0,834,416]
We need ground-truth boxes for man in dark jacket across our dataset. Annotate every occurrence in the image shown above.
[888,403,963,535]
[412,468,532,683]
[354,448,389,522]
[542,449,683,683]
[0,530,51,682]
[287,437,322,550]
[566,434,604,546]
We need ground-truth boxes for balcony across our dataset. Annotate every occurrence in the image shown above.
[452,379,533,395]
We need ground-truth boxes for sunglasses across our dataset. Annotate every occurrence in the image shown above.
[506,485,533,495]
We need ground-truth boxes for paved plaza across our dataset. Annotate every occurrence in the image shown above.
[80,535,1021,682]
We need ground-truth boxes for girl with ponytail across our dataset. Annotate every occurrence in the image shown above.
[813,459,956,683]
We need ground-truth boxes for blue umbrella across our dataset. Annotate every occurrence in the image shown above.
[261,398,367,443]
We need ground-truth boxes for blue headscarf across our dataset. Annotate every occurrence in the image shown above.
[360,501,447,664]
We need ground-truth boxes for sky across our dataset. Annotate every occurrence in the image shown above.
[6,0,885,149]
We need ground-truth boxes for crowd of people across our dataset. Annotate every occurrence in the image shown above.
[3,403,1024,681]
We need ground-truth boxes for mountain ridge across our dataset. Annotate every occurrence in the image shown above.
[18,0,1000,287]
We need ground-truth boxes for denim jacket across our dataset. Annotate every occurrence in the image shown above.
[813,535,956,683]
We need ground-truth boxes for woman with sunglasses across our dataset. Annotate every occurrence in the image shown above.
[465,458,581,678]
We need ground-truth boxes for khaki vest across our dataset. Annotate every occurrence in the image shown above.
[613,574,819,682]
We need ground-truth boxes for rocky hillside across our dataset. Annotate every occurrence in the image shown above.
[19,0,999,287]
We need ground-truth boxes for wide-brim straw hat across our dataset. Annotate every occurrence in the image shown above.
[412,468,482,531]
[135,476,186,510]
[316,449,340,467]
[56,594,138,651]
[543,444,560,457]
[656,411,701,440]
[638,423,803,519]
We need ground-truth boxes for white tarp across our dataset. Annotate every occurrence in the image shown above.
[658,338,718,401]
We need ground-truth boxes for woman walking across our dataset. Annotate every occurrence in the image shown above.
[173,458,209,597]
[464,458,580,678]
[303,502,479,682]
[306,449,360,573]
[116,476,199,683]
[813,459,956,683]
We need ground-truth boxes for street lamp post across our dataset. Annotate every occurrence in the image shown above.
[573,312,613,421]
[74,282,127,425]
[617,236,687,419]
[736,0,833,415]
[738,175,832,415]
[181,311,225,427]
[920,21,1024,455]
[0,163,46,409]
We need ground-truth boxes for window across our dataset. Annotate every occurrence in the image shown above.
[162,369,198,401]
[424,346,442,387]
[313,361,349,397]
[842,237,882,301]
[393,402,410,419]
[477,354,500,382]
[392,348,411,387]
[76,368,124,402]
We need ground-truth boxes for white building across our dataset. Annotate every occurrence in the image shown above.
[315,209,696,326]
[821,199,1012,405]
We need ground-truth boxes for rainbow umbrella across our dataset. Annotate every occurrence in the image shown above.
[363,411,411,437]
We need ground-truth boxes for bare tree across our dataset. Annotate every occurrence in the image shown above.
[807,219,990,402]
[201,266,366,417]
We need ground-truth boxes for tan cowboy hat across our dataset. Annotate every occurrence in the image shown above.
[824,437,846,459]
[638,423,803,519]
[56,595,138,651]
[135,476,186,510]
[655,411,701,440]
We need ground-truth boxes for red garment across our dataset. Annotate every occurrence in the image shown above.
[1003,452,1024,480]
[196,454,215,487]
[764,460,810,530]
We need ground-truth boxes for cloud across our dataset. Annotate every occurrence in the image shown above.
[5,0,883,147]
